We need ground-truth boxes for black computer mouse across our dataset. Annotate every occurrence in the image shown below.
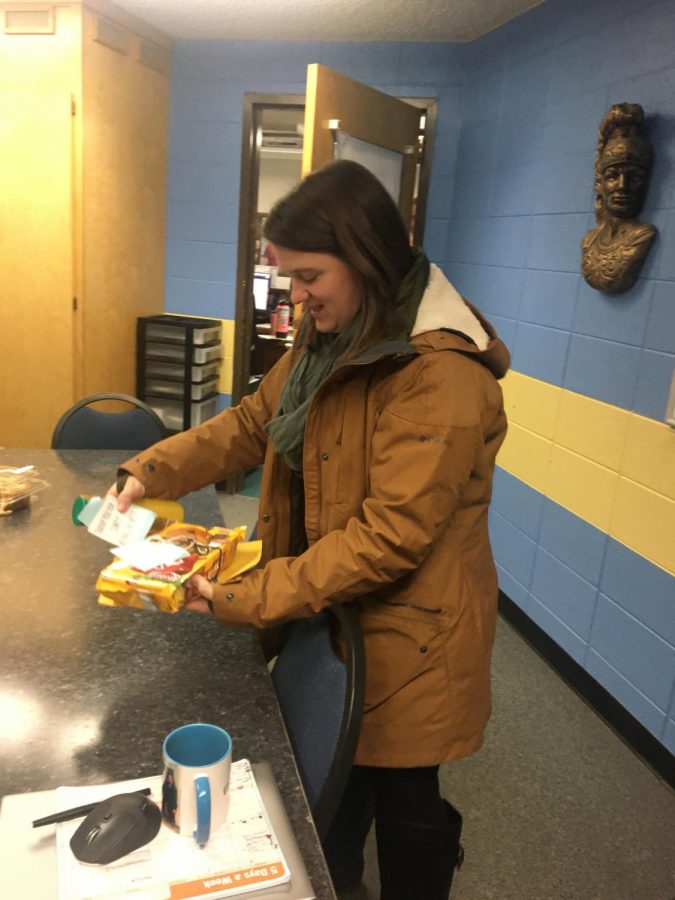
[69,792,162,865]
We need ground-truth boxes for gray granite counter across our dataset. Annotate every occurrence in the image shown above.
[0,449,335,899]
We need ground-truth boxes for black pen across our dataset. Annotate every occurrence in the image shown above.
[32,787,152,828]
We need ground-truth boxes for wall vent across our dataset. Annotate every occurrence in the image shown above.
[138,38,170,75]
[261,130,303,150]
[94,16,129,55]
[4,7,54,34]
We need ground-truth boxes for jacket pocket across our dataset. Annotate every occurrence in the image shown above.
[360,602,452,726]
[333,392,367,508]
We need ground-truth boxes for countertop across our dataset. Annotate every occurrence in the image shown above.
[0,449,335,899]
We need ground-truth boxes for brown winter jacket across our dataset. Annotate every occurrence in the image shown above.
[122,265,509,767]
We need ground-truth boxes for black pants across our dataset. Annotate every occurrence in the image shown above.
[323,765,463,900]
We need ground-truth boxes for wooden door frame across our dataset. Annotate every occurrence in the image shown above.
[404,96,438,251]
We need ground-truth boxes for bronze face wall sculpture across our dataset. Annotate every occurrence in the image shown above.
[581,103,656,294]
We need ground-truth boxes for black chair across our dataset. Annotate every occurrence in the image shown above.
[271,602,365,840]
[51,393,169,450]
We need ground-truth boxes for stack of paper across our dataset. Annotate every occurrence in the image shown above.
[56,760,291,900]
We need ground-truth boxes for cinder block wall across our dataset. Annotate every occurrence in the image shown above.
[448,0,675,752]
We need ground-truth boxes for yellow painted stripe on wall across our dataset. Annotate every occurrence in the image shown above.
[494,421,552,494]
[611,479,675,573]
[500,369,560,440]
[498,371,675,576]
[555,390,629,472]
[219,319,234,396]
[621,413,675,500]
[546,445,619,532]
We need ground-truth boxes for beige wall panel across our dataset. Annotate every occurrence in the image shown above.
[0,87,75,446]
[81,7,169,397]
[0,5,82,84]
[0,5,83,445]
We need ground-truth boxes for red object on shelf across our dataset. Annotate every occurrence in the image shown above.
[275,301,290,338]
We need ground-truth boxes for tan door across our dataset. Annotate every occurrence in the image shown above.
[0,87,76,447]
[302,64,422,229]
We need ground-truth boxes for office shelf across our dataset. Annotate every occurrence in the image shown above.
[137,315,222,432]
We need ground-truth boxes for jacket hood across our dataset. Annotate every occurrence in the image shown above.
[411,264,510,380]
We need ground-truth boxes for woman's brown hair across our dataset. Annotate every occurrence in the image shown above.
[263,160,415,359]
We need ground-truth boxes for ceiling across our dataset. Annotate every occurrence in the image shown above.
[114,0,543,43]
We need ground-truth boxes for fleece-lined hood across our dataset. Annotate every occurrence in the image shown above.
[410,264,510,380]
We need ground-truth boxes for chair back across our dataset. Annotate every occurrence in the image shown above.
[51,393,169,450]
[271,602,365,839]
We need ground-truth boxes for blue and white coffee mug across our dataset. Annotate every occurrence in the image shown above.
[162,723,232,847]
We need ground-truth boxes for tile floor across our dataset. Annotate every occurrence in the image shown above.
[355,617,675,900]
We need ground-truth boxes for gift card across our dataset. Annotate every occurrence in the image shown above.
[87,495,156,545]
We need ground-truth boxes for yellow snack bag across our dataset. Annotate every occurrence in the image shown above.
[96,523,247,613]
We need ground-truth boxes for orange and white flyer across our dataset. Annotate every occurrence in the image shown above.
[55,760,291,900]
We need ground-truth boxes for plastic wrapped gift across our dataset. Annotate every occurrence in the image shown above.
[0,465,49,515]
[96,523,247,613]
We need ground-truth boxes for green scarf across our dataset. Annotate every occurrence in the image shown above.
[266,249,430,471]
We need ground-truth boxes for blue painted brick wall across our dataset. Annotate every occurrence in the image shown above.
[456,0,675,750]
[449,0,675,421]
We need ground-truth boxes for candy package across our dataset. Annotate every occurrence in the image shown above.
[96,522,247,613]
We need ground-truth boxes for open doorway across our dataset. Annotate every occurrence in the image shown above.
[250,105,305,381]
[231,89,437,417]
[231,94,304,420]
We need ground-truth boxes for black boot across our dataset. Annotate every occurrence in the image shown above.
[375,800,463,900]
[323,833,368,894]
[322,772,375,893]
[443,800,465,878]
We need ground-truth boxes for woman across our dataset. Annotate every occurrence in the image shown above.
[112,160,509,899]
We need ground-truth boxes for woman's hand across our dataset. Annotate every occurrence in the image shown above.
[184,574,215,615]
[106,475,146,512]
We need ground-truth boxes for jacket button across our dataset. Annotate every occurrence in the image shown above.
[262,514,270,523]
[145,462,155,472]
[321,452,329,461]
[226,592,234,601]
[420,645,428,653]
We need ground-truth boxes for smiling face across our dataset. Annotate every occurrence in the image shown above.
[271,246,362,334]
